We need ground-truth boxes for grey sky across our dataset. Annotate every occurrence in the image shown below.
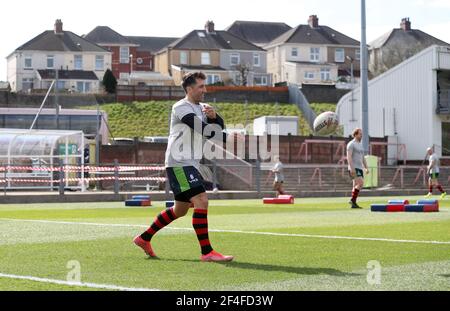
[1,0,450,80]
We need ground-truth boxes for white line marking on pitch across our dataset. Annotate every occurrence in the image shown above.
[1,218,450,245]
[0,273,160,291]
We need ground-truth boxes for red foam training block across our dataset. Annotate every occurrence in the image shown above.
[386,204,405,212]
[423,205,439,213]
[263,197,294,204]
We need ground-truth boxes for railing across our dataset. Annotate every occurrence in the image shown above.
[0,163,166,194]
[370,142,407,165]
[298,140,347,163]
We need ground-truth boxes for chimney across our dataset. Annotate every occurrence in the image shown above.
[308,15,319,28]
[205,20,215,33]
[400,18,411,31]
[54,19,63,34]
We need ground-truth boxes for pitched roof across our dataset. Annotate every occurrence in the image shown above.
[267,24,360,47]
[14,30,108,53]
[126,36,178,53]
[225,20,292,45]
[84,26,136,45]
[369,28,449,49]
[37,70,99,80]
[172,65,227,71]
[164,30,265,52]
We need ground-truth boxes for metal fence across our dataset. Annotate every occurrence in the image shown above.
[2,162,449,196]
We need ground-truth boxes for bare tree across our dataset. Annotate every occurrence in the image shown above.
[234,63,251,86]
[370,42,425,77]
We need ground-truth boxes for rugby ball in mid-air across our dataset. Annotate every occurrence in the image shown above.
[313,111,339,136]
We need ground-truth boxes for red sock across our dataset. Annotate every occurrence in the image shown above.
[140,207,178,241]
[437,185,445,193]
[192,209,213,255]
[429,185,433,193]
[351,188,360,203]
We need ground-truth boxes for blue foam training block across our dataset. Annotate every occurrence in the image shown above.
[133,195,151,200]
[166,201,175,208]
[371,204,388,212]
[126,200,146,206]
[405,205,426,212]
[416,200,438,205]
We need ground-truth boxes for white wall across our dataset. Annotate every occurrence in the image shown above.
[6,55,17,91]
[337,46,450,160]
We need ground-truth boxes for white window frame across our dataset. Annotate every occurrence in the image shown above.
[201,52,211,65]
[320,68,331,81]
[254,76,267,86]
[335,48,345,63]
[22,78,33,90]
[180,51,188,65]
[355,49,361,60]
[230,53,240,66]
[304,71,315,80]
[253,53,261,67]
[310,47,320,62]
[95,55,104,71]
[46,55,54,69]
[120,46,130,64]
[24,55,32,69]
[206,74,221,85]
[291,47,298,57]
[74,55,83,70]
[76,81,91,93]
[119,73,130,80]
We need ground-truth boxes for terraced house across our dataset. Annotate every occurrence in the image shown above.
[7,20,112,93]
[265,15,361,85]
[155,21,271,86]
[84,26,177,85]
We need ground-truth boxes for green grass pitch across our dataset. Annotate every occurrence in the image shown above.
[0,196,449,291]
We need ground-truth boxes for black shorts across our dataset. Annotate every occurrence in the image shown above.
[349,168,364,179]
[166,166,206,203]
[429,173,440,179]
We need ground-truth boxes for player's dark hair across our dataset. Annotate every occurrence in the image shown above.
[182,72,206,93]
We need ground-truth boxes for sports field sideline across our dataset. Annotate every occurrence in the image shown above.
[0,196,449,291]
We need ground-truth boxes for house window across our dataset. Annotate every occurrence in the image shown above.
[201,52,210,65]
[320,68,331,81]
[291,48,298,57]
[120,47,130,64]
[304,71,315,80]
[95,55,104,71]
[254,76,267,86]
[230,53,240,66]
[119,73,130,80]
[46,55,54,69]
[24,56,32,69]
[74,55,83,70]
[22,78,33,91]
[310,47,320,62]
[335,48,345,63]
[253,53,260,67]
[180,51,188,65]
[76,81,91,93]
[355,49,361,60]
[206,74,221,85]
[57,81,66,90]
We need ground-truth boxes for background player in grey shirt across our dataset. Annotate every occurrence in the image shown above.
[272,156,286,196]
[425,147,447,199]
[346,128,369,209]
[134,72,241,262]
